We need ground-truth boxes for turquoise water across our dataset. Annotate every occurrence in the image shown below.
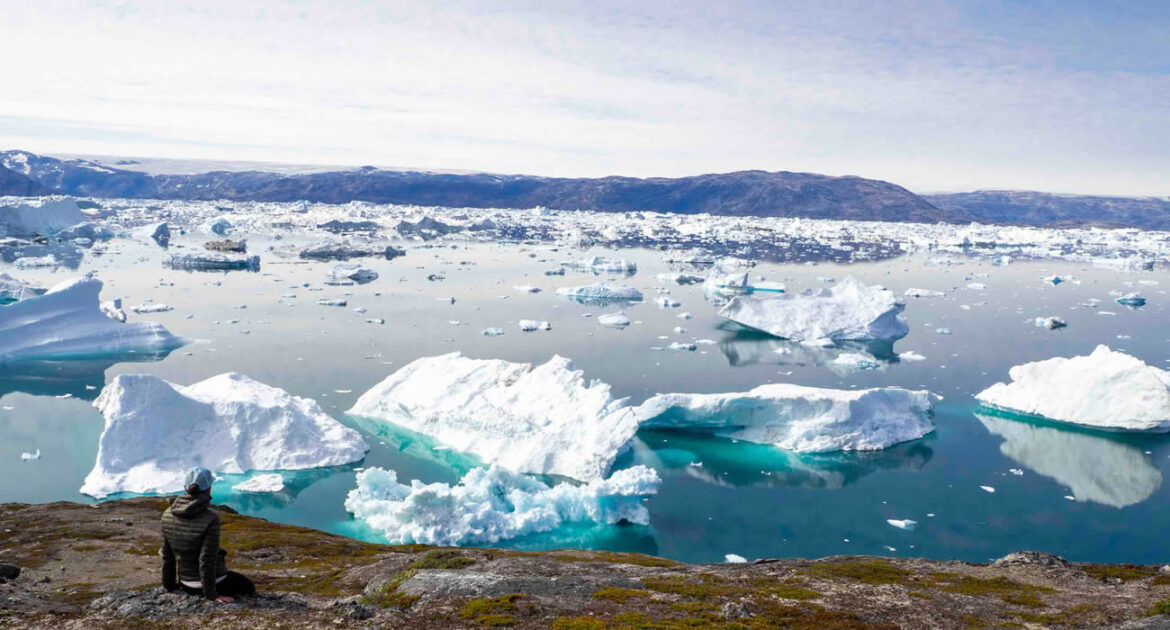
[3,239,1169,564]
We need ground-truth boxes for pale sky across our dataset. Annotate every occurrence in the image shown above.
[2,0,1168,195]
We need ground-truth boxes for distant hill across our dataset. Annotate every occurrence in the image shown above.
[925,191,1170,231]
[0,163,47,196]
[0,150,956,223]
[4,150,1167,229]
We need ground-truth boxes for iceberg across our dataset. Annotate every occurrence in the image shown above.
[904,288,944,298]
[597,313,631,329]
[164,253,260,271]
[329,263,378,284]
[149,222,170,247]
[0,198,84,238]
[0,277,185,364]
[975,345,1170,431]
[1033,316,1067,330]
[1116,293,1146,307]
[718,276,908,342]
[556,283,643,304]
[633,384,938,452]
[976,412,1162,508]
[82,372,368,498]
[344,464,660,545]
[347,352,640,481]
[0,273,45,303]
[562,256,637,275]
[234,473,286,494]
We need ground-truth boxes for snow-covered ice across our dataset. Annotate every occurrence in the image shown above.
[975,345,1170,432]
[82,372,368,498]
[0,277,185,364]
[234,473,286,493]
[347,353,641,481]
[633,383,938,452]
[0,198,84,238]
[344,464,660,545]
[718,276,909,343]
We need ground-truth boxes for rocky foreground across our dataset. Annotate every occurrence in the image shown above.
[2,499,1169,629]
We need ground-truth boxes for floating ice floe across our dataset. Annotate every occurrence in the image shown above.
[344,464,661,545]
[657,273,704,285]
[1115,293,1146,307]
[513,285,540,293]
[234,473,286,493]
[0,273,45,303]
[20,449,41,461]
[562,256,637,274]
[318,298,348,307]
[299,239,400,261]
[518,319,551,331]
[1033,316,1067,330]
[329,263,378,284]
[482,327,505,336]
[347,353,640,481]
[0,198,84,238]
[975,345,1170,432]
[202,217,232,236]
[0,277,186,364]
[976,413,1162,508]
[130,303,174,314]
[1042,275,1063,285]
[165,253,260,271]
[597,313,632,329]
[82,372,368,498]
[718,276,908,343]
[633,384,938,452]
[148,222,170,247]
[904,288,944,298]
[886,519,917,530]
[724,554,748,563]
[556,283,643,304]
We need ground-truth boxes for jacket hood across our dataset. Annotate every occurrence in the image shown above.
[170,492,212,518]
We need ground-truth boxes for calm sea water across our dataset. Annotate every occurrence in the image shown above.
[3,238,1168,564]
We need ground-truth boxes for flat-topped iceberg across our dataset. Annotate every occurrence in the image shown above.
[347,352,639,481]
[975,345,1170,431]
[555,283,643,304]
[344,464,661,545]
[0,277,185,364]
[164,253,260,271]
[561,256,637,275]
[976,413,1161,508]
[719,276,908,342]
[83,372,368,498]
[0,198,85,238]
[633,384,938,452]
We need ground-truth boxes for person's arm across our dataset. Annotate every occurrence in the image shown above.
[199,517,221,600]
[161,537,177,592]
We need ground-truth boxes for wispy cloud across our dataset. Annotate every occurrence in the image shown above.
[1,0,1167,195]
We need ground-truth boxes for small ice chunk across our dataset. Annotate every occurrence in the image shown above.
[557,283,643,303]
[980,485,996,493]
[130,303,174,314]
[234,473,285,493]
[886,519,917,530]
[1033,316,1067,330]
[1116,293,1146,307]
[518,319,551,331]
[724,554,748,563]
[514,285,541,293]
[598,313,632,329]
[318,298,348,307]
[20,449,41,461]
[482,328,506,336]
[904,288,944,298]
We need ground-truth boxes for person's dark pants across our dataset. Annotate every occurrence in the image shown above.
[179,571,256,598]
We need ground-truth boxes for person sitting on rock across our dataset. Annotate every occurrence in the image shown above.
[161,467,256,603]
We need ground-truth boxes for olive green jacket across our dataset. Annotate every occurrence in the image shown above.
[160,492,228,599]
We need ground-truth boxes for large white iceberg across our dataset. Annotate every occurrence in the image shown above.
[633,384,938,452]
[976,413,1161,508]
[718,276,908,342]
[83,372,368,498]
[975,345,1170,431]
[344,464,661,545]
[0,277,185,364]
[0,198,85,238]
[347,352,639,481]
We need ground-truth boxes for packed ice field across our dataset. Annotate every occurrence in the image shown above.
[3,195,1170,564]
